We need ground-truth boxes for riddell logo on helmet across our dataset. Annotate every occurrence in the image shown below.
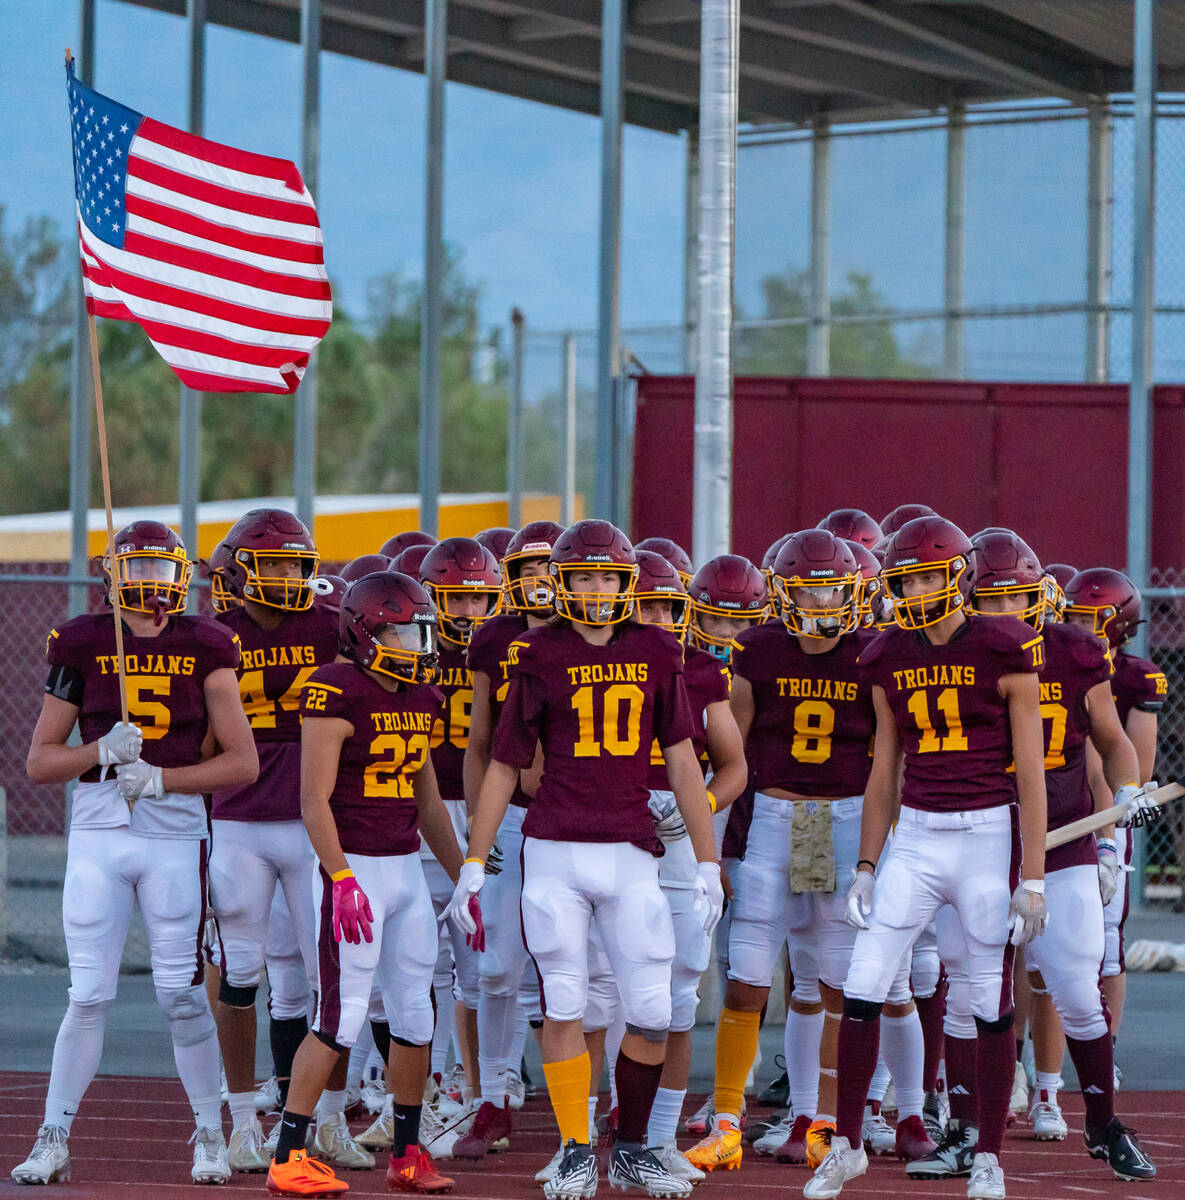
[993,577,1019,587]
[138,544,171,552]
[808,569,833,577]
[281,541,306,550]
[522,541,551,553]
[461,578,487,586]
[584,554,613,562]
[898,556,920,565]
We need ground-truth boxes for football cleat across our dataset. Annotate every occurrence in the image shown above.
[543,1140,598,1200]
[256,1075,281,1113]
[805,1119,836,1170]
[757,1057,790,1107]
[607,1146,693,1198]
[652,1141,705,1185]
[421,1101,473,1160]
[682,1097,713,1135]
[966,1151,1005,1200]
[685,1117,742,1172]
[895,1113,937,1161]
[906,1119,978,1180]
[10,1124,70,1185]
[802,1135,868,1199]
[775,1113,813,1163]
[1007,1060,1029,1121]
[361,1078,388,1117]
[535,1144,565,1185]
[507,1069,527,1111]
[190,1126,231,1185]
[880,1083,897,1114]
[747,1108,790,1149]
[313,1118,374,1169]
[266,1150,348,1197]
[1085,1118,1156,1181]
[452,1100,512,1158]
[1029,1093,1067,1141]
[861,1108,896,1157]
[922,1089,948,1143]
[228,1119,270,1172]
[357,1101,394,1151]
[387,1145,454,1193]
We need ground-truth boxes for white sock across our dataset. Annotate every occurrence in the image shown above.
[316,1089,347,1125]
[880,1012,925,1120]
[169,1019,223,1131]
[646,1086,686,1147]
[588,1095,598,1129]
[786,1009,825,1119]
[1036,1070,1062,1098]
[431,986,455,1077]
[228,1090,257,1131]
[44,999,110,1133]
[478,991,516,1107]
[868,1053,891,1103]
[347,1028,373,1093]
[508,1004,530,1077]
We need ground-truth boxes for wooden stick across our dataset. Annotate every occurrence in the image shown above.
[86,310,130,726]
[1045,781,1184,850]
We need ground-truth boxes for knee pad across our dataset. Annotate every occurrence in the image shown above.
[219,979,259,1009]
[64,995,113,1030]
[943,1009,977,1039]
[669,975,701,1034]
[843,996,883,1022]
[1055,982,1109,1042]
[158,986,216,1047]
[974,1011,1013,1036]
[389,999,434,1048]
[1027,976,1050,997]
[625,1022,668,1044]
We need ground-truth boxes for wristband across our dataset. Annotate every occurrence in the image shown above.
[1021,878,1045,895]
[330,868,354,883]
[1097,838,1118,855]
[462,856,485,867]
[856,859,877,873]
[707,790,718,814]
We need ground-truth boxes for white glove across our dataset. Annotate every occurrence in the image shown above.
[846,869,875,929]
[444,860,485,936]
[115,759,164,803]
[1009,879,1048,946]
[692,862,724,935]
[98,721,143,766]
[648,791,687,841]
[1115,781,1161,828]
[1097,840,1121,906]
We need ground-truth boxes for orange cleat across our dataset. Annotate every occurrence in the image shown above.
[387,1145,455,1193]
[266,1150,349,1197]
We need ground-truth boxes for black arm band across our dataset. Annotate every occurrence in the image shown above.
[856,859,877,873]
[46,662,85,707]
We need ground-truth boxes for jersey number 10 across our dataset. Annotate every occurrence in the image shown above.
[571,683,644,757]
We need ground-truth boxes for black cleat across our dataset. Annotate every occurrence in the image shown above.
[757,1057,789,1107]
[905,1119,977,1180]
[543,1139,598,1200]
[607,1146,692,1198]
[1085,1118,1156,1181]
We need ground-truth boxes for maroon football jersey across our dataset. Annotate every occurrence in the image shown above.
[300,662,445,856]
[46,612,240,784]
[493,622,695,849]
[859,614,1043,812]
[1037,622,1112,872]
[732,624,875,798]
[429,641,472,803]
[646,646,731,790]
[211,603,339,822]
[467,612,532,808]
[1112,650,1168,725]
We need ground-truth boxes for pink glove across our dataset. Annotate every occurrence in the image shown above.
[331,871,373,945]
[466,895,486,953]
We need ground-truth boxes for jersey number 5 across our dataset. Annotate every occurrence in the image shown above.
[126,674,171,740]
[571,683,644,757]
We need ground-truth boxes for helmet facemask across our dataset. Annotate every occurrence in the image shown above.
[108,548,193,620]
[688,601,768,660]
[503,549,556,614]
[366,619,438,684]
[551,564,637,626]
[633,589,690,639]
[775,574,858,639]
[236,546,320,611]
[971,577,1058,631]
[883,556,968,630]
[1063,602,1120,645]
[428,582,501,647]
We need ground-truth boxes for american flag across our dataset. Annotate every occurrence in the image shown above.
[66,61,332,395]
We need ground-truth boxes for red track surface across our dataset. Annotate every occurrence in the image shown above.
[0,1072,1180,1199]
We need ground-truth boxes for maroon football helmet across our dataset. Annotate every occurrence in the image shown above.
[475,527,517,561]
[881,516,973,630]
[207,539,238,613]
[772,530,859,639]
[105,520,193,617]
[761,534,793,616]
[502,520,565,614]
[843,538,886,628]
[633,549,690,638]
[549,520,638,626]
[223,508,319,611]
[339,571,438,684]
[880,503,937,536]
[818,509,883,549]
[341,553,393,584]
[378,530,437,559]
[392,543,434,580]
[418,537,502,647]
[310,573,348,614]
[634,537,694,586]
[688,554,769,657]
[968,530,1054,630]
[1063,568,1143,649]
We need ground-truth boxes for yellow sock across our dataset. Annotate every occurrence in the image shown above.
[714,1007,761,1122]
[543,1052,592,1145]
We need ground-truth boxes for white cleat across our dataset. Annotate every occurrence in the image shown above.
[1008,1061,1029,1118]
[422,1100,474,1160]
[254,1075,280,1113]
[190,1126,231,1185]
[861,1110,897,1157]
[754,1111,795,1156]
[227,1120,270,1172]
[967,1151,1006,1199]
[536,1144,565,1185]
[361,1077,388,1116]
[507,1069,527,1111]
[682,1096,713,1135]
[313,1116,375,1169]
[11,1125,71,1185]
[802,1135,868,1199]
[357,1099,394,1151]
[653,1141,706,1185]
[880,1083,897,1115]
[1029,1096,1067,1141]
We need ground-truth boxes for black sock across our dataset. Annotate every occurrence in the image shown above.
[370,1019,392,1067]
[275,1110,311,1164]
[270,1016,308,1110]
[1015,1037,1025,1062]
[392,1103,422,1157]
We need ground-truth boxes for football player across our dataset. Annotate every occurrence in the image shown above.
[475,526,516,561]
[379,531,437,560]
[805,515,1048,1200]
[266,573,462,1198]
[633,536,694,587]
[450,520,724,1200]
[817,510,883,549]
[687,554,769,665]
[342,553,394,582]
[878,504,935,537]
[13,521,258,1186]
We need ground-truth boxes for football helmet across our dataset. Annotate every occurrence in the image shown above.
[207,539,237,613]
[772,530,859,639]
[633,537,693,586]
[310,573,348,614]
[503,520,565,614]
[341,553,393,584]
[392,543,434,579]
[880,503,936,536]
[223,508,319,611]
[1044,563,1078,620]
[475,527,517,561]
[549,520,638,626]
[633,549,690,637]
[378,530,437,560]
[1063,568,1143,649]
[688,554,769,657]
[881,516,973,630]
[339,571,438,684]
[105,520,193,617]
[843,538,886,628]
[818,509,883,549]
[968,529,1056,630]
[418,537,502,647]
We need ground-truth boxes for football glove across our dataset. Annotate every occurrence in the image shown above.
[444,860,486,939]
[1097,839,1121,906]
[485,841,504,876]
[98,721,143,767]
[1115,781,1161,828]
[692,862,724,935]
[331,872,373,945]
[846,868,875,929]
[1008,879,1048,946]
[115,759,164,804]
[648,791,687,841]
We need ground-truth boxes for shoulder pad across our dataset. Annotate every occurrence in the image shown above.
[1055,621,1110,673]
[189,615,240,651]
[974,613,1034,653]
[856,628,896,667]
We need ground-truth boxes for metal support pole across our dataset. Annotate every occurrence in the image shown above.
[179,0,205,587]
[683,128,700,374]
[419,0,446,537]
[561,333,577,525]
[294,0,321,532]
[692,0,738,564]
[943,101,966,379]
[1086,101,1114,383]
[807,116,831,377]
[594,0,625,521]
[509,309,525,528]
[68,0,96,617]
